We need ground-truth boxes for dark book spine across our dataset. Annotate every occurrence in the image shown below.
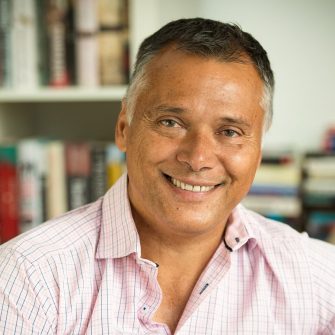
[90,143,107,201]
[46,0,70,87]
[0,0,11,87]
[65,142,91,210]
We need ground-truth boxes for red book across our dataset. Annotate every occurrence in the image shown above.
[0,144,19,243]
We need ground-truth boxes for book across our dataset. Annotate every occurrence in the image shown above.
[98,0,127,29]
[253,164,301,187]
[306,211,335,243]
[98,30,127,85]
[65,142,91,210]
[106,143,125,188]
[0,143,19,243]
[75,0,99,87]
[323,126,335,152]
[45,0,71,87]
[10,0,39,89]
[242,194,301,218]
[303,155,335,178]
[17,139,47,233]
[90,141,107,201]
[0,0,11,87]
[36,0,50,86]
[46,140,67,219]
[76,34,99,87]
[74,0,98,33]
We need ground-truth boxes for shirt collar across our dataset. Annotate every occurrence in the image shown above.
[96,174,258,258]
[223,204,258,252]
[96,173,141,259]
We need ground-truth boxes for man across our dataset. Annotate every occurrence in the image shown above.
[0,18,334,334]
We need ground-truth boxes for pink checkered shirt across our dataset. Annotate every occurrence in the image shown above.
[1,174,335,334]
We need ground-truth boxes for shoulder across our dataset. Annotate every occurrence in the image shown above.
[0,197,104,265]
[243,206,335,269]
[243,206,335,331]
[244,206,335,258]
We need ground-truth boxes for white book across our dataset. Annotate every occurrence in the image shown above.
[10,0,38,89]
[46,140,67,219]
[242,195,301,217]
[18,139,47,232]
[76,35,99,87]
[75,0,98,33]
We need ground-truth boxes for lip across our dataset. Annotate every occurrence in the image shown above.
[163,173,223,200]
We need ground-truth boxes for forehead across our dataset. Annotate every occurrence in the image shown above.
[132,47,264,123]
[145,47,261,93]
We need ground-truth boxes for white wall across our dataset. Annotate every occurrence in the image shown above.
[197,0,335,151]
[135,0,335,151]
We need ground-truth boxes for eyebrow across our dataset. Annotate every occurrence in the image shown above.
[151,104,252,128]
[154,104,186,114]
[218,116,252,128]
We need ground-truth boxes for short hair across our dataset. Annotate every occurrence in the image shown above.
[126,18,274,131]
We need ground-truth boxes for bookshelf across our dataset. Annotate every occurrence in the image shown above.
[0,0,174,243]
[0,87,127,140]
[0,86,127,102]
[0,0,165,140]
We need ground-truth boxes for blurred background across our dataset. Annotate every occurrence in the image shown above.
[0,0,334,244]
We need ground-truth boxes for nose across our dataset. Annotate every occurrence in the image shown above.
[176,130,217,172]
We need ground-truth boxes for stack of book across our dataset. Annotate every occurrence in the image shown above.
[0,139,126,243]
[303,152,335,242]
[0,0,129,89]
[243,151,302,230]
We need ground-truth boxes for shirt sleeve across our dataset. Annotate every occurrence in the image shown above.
[0,247,56,335]
[308,238,335,334]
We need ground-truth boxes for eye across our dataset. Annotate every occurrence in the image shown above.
[221,129,240,137]
[159,119,180,128]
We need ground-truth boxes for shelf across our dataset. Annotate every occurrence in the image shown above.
[0,86,128,103]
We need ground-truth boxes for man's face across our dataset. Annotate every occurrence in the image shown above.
[116,48,264,238]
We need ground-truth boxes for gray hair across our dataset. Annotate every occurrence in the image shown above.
[126,18,274,131]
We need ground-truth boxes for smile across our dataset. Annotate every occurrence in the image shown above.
[170,177,216,193]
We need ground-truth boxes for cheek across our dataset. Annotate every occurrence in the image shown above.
[223,147,261,181]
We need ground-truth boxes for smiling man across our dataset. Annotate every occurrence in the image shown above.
[1,18,335,335]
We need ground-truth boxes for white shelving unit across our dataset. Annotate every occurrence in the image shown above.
[0,0,198,141]
[0,86,127,103]
[0,0,147,141]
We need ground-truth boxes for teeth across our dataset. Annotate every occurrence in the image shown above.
[171,178,215,193]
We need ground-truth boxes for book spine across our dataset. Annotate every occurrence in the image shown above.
[76,34,99,86]
[46,0,70,87]
[98,30,127,85]
[75,0,99,87]
[0,0,9,86]
[65,142,91,210]
[90,142,107,201]
[106,143,125,188]
[46,141,67,219]
[36,0,50,86]
[0,144,19,243]
[3,0,11,87]
[17,139,47,233]
[10,0,38,89]
[98,0,125,29]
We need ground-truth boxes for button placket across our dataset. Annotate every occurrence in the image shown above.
[137,261,161,323]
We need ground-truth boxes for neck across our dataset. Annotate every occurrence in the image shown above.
[134,214,226,274]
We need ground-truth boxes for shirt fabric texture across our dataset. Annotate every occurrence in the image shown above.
[0,173,335,334]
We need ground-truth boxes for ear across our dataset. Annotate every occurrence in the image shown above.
[115,98,129,152]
